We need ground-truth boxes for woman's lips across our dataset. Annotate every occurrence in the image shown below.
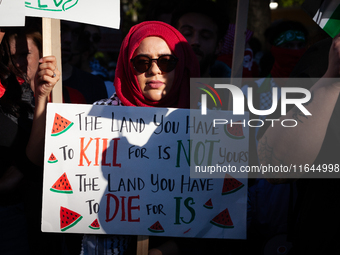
[147,80,164,89]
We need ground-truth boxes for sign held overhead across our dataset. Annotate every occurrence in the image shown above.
[25,0,120,29]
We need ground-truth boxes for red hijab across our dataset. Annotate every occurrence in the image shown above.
[114,21,200,108]
[0,81,5,98]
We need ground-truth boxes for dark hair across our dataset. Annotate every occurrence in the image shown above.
[5,17,42,53]
[264,20,309,46]
[171,0,229,42]
[0,18,38,117]
[5,17,42,77]
[0,40,33,118]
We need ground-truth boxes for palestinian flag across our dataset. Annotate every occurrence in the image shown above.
[302,0,340,38]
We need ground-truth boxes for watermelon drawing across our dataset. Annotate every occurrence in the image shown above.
[224,121,245,139]
[51,113,73,136]
[210,208,234,228]
[222,173,244,195]
[203,198,213,209]
[89,219,100,230]
[50,173,73,194]
[48,153,58,163]
[60,206,83,232]
[148,221,164,233]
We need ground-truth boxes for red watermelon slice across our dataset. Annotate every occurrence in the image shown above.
[222,173,244,195]
[50,173,73,194]
[224,121,245,139]
[48,153,58,163]
[203,198,213,209]
[60,206,82,232]
[183,228,191,234]
[89,219,100,230]
[210,208,234,228]
[148,221,164,233]
[51,113,73,136]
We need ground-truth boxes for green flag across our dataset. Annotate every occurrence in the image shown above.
[303,0,340,38]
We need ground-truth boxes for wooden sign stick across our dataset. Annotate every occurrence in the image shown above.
[42,17,63,103]
[137,235,149,255]
[228,0,250,110]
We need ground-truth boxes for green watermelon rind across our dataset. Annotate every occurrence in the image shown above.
[210,220,234,229]
[51,122,74,137]
[148,228,165,233]
[89,225,100,230]
[48,159,58,164]
[203,204,213,209]
[50,188,73,194]
[61,215,83,232]
[224,125,245,140]
[222,184,244,195]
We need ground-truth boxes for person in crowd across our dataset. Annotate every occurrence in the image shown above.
[144,0,181,24]
[218,23,259,78]
[242,20,308,167]
[242,20,308,254]
[83,24,116,97]
[0,23,61,254]
[82,20,199,255]
[5,18,86,104]
[70,24,111,83]
[257,25,340,253]
[61,20,108,103]
[171,0,230,79]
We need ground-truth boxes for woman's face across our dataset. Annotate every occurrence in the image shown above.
[9,34,40,90]
[133,36,175,102]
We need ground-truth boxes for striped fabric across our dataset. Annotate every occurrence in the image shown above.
[81,234,132,255]
[303,0,340,38]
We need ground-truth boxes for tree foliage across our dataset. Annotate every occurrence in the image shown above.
[278,0,304,7]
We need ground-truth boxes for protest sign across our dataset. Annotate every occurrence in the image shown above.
[42,103,248,239]
[25,0,120,29]
[0,0,25,26]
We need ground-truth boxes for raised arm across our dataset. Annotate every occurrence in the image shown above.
[26,56,60,166]
[257,34,340,181]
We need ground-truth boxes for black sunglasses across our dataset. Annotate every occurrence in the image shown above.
[130,54,178,73]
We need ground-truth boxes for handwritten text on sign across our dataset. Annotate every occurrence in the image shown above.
[42,103,248,239]
[25,0,120,29]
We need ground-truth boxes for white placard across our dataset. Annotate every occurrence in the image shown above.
[25,0,120,29]
[42,103,248,239]
[0,0,25,26]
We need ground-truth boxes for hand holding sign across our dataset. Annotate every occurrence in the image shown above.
[35,56,60,100]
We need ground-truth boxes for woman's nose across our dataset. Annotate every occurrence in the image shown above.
[148,59,161,74]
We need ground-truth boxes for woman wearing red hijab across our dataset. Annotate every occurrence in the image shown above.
[82,21,199,254]
[95,20,199,108]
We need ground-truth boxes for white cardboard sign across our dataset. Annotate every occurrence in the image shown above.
[0,0,25,26]
[25,0,120,29]
[42,103,248,239]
